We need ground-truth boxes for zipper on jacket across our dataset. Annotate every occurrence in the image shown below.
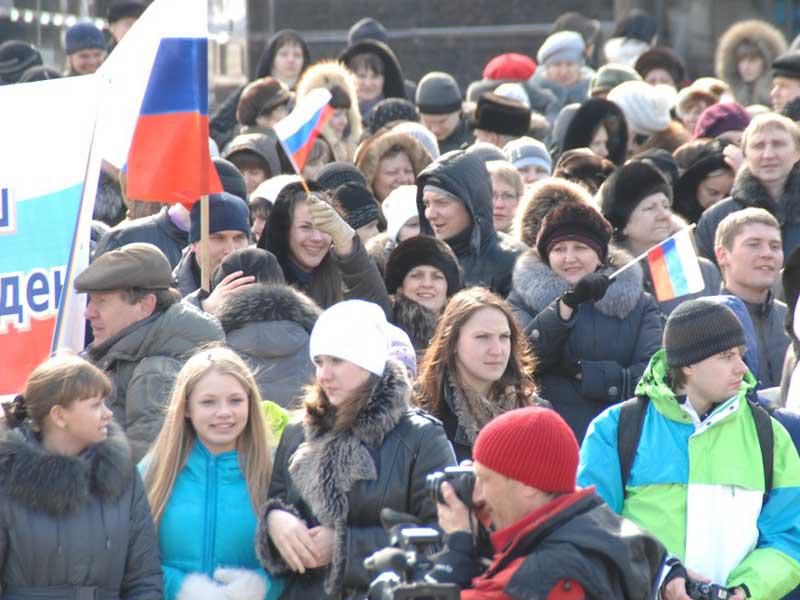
[203,452,218,573]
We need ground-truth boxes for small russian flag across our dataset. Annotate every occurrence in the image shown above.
[647,227,706,301]
[273,88,334,173]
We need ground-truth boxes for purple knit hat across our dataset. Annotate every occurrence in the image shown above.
[693,102,751,140]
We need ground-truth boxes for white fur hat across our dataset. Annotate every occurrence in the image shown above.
[309,300,390,376]
[608,80,676,136]
[383,185,420,242]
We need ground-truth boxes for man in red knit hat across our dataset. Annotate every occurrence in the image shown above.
[427,406,664,599]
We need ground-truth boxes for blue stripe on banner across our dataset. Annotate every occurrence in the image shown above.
[282,106,325,155]
[662,238,690,296]
[139,38,209,116]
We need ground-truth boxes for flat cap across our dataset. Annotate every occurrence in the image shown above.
[74,243,173,292]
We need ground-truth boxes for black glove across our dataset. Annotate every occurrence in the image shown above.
[561,273,613,309]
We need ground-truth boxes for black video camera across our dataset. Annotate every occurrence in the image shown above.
[425,466,476,508]
[365,524,459,600]
[686,579,732,599]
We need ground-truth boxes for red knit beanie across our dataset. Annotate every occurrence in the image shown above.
[473,407,578,493]
[483,53,537,81]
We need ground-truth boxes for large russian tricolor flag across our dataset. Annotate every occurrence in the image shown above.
[647,227,706,301]
[96,0,221,205]
[274,88,334,172]
[0,75,102,401]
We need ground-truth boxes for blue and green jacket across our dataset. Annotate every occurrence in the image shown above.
[578,349,800,599]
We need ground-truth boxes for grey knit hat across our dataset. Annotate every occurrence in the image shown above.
[416,71,463,115]
[537,31,585,66]
[664,299,746,368]
[503,136,552,173]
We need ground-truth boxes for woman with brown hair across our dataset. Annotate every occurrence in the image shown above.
[415,286,542,462]
[257,300,455,599]
[0,354,162,599]
[141,346,285,600]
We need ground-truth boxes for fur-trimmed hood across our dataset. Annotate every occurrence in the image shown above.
[0,421,133,516]
[296,60,363,161]
[215,283,321,334]
[288,359,409,594]
[511,247,644,319]
[355,129,432,193]
[512,178,594,248]
[731,161,800,223]
[715,20,787,94]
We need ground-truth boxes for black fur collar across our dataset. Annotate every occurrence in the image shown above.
[731,162,800,223]
[511,247,644,319]
[392,293,440,351]
[214,283,321,334]
[0,422,133,516]
[288,359,409,594]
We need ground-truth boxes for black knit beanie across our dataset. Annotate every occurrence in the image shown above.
[367,98,420,134]
[332,183,380,229]
[314,162,368,191]
[664,299,746,367]
[385,235,463,297]
[213,157,248,202]
[212,248,285,288]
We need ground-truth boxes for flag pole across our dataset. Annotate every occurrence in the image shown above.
[200,194,210,292]
[609,223,697,280]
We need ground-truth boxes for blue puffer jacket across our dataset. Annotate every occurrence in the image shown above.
[151,441,284,600]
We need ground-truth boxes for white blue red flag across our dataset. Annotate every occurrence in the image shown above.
[273,87,334,172]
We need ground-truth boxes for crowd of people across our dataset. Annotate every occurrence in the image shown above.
[4,1,800,598]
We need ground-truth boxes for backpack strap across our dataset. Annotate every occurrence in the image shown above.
[617,396,650,497]
[747,400,774,496]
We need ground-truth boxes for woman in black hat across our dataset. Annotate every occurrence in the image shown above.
[673,139,735,223]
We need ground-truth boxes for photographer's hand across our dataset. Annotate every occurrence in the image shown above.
[266,509,321,574]
[436,482,472,534]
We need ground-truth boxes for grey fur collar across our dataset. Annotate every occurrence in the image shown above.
[392,293,439,351]
[511,247,644,319]
[288,360,409,594]
[215,284,321,334]
[732,162,800,223]
[0,422,132,516]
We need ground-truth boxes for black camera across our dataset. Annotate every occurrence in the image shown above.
[686,579,731,599]
[425,466,476,508]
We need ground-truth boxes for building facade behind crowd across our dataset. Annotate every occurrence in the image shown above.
[5,5,800,600]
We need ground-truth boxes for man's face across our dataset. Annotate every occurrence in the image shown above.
[744,127,800,186]
[422,190,472,241]
[68,48,107,75]
[717,223,783,294]
[472,461,535,530]
[192,229,249,273]
[84,290,154,345]
[683,346,748,406]
[420,111,460,141]
[771,76,800,112]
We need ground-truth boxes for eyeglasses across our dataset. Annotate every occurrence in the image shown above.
[492,192,519,203]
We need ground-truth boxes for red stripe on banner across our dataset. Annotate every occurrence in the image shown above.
[647,245,675,301]
[127,112,222,206]
[0,316,55,396]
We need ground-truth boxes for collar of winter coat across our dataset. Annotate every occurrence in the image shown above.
[0,422,132,516]
[731,161,800,223]
[215,283,320,334]
[510,247,644,319]
[530,66,594,105]
[86,301,223,365]
[392,292,439,351]
[634,349,757,424]
[416,150,496,257]
[287,359,410,595]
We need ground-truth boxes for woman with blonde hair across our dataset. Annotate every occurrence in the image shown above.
[142,347,285,600]
[257,299,455,599]
[0,354,162,598]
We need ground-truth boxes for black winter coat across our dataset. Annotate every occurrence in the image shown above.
[95,208,188,269]
[0,423,162,599]
[508,249,663,442]
[256,360,456,599]
[417,151,526,297]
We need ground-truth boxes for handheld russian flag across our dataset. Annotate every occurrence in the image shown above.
[646,227,706,301]
[273,88,334,173]
[96,0,221,206]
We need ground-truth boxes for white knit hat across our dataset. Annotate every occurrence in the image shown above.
[607,80,676,136]
[393,122,440,160]
[383,185,420,242]
[309,300,391,376]
[251,174,302,204]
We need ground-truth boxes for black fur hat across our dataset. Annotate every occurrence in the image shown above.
[634,46,687,86]
[600,161,673,233]
[562,98,629,165]
[384,236,462,297]
[536,202,612,265]
[471,92,531,137]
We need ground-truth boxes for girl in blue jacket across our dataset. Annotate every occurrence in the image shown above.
[141,347,285,600]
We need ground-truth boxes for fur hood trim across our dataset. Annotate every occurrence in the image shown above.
[215,283,321,334]
[512,178,594,247]
[715,20,787,87]
[355,130,433,192]
[511,247,644,319]
[0,422,132,516]
[366,231,395,278]
[296,60,363,159]
[731,162,800,223]
[392,292,439,352]
[288,359,409,594]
